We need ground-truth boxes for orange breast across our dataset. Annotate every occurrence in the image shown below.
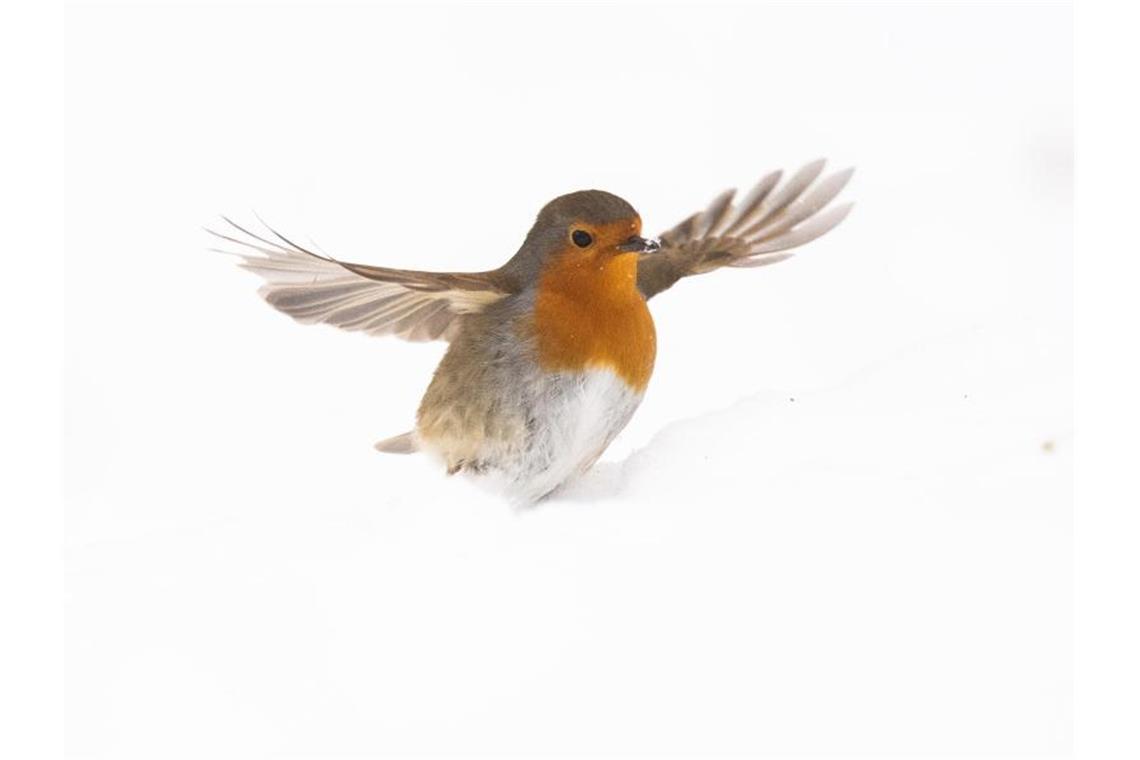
[532,248,656,391]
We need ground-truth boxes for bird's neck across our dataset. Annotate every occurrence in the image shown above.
[531,251,656,391]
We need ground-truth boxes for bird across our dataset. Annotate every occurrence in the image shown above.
[211,159,854,502]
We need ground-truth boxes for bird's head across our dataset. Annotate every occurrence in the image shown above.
[500,190,659,286]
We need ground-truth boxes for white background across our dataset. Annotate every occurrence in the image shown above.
[65,2,1072,757]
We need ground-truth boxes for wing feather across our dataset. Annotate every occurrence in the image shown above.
[637,160,854,299]
[741,202,854,258]
[721,169,783,236]
[692,188,737,239]
[735,158,827,236]
[211,218,512,342]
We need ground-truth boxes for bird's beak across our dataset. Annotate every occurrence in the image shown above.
[616,235,661,253]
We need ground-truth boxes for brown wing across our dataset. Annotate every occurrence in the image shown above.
[637,159,854,299]
[209,218,513,342]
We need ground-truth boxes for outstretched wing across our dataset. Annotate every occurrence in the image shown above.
[209,218,513,342]
[637,159,854,299]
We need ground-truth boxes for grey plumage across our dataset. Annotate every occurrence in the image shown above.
[208,217,509,342]
[636,159,854,298]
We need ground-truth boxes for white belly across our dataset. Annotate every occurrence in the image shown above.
[506,368,643,501]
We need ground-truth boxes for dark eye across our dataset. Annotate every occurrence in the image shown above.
[572,229,593,248]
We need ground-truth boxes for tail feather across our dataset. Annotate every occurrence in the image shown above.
[374,431,418,454]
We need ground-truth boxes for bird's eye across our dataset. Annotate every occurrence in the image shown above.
[572,230,593,248]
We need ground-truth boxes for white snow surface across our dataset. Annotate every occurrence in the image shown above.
[66,3,1071,757]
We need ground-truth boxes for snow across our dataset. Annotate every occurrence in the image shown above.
[67,306,1069,755]
[66,3,1071,757]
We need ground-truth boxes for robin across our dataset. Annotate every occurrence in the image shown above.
[212,159,853,501]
